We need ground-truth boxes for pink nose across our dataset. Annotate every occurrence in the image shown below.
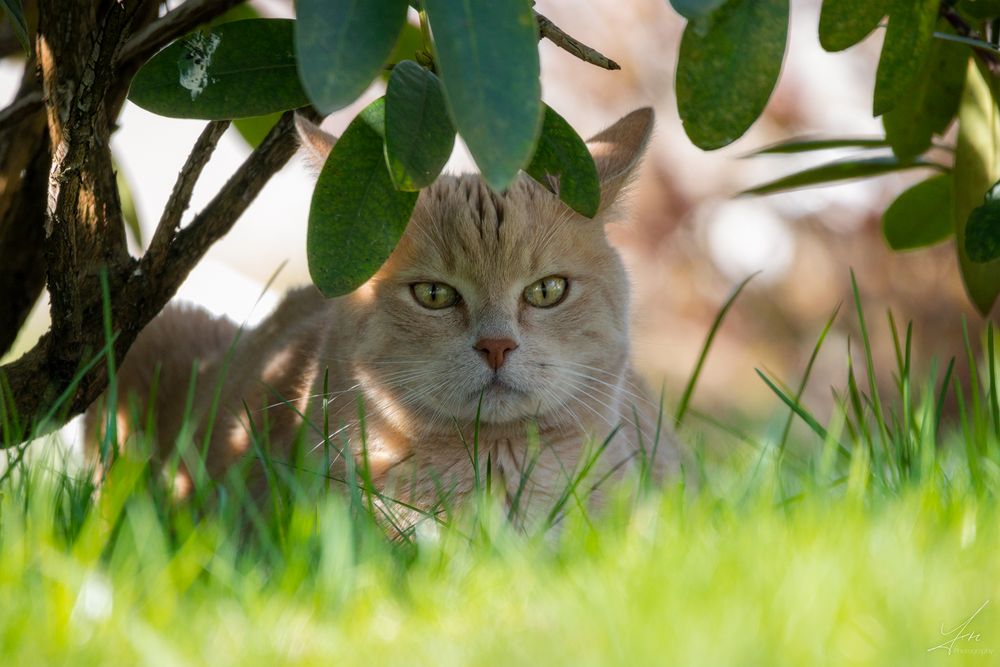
[474,338,519,370]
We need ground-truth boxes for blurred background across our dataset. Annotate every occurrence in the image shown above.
[1,0,986,445]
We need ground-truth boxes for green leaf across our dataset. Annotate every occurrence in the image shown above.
[524,105,601,218]
[873,0,938,116]
[295,0,409,114]
[384,60,455,191]
[883,25,968,161]
[668,0,728,26]
[742,156,942,196]
[745,136,889,156]
[129,20,309,120]
[954,61,1000,313]
[882,174,952,251]
[958,0,1000,19]
[675,0,789,150]
[232,112,283,149]
[0,0,30,55]
[818,0,886,52]
[965,198,1000,262]
[424,0,542,190]
[307,98,418,297]
[381,22,425,83]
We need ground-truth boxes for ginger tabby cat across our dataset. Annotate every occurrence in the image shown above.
[87,108,678,528]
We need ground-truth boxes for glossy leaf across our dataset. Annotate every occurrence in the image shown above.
[883,26,968,161]
[745,137,889,156]
[676,0,789,150]
[0,0,29,54]
[873,0,938,116]
[882,174,952,251]
[742,156,942,196]
[524,105,601,218]
[308,98,418,297]
[233,112,283,149]
[384,60,455,191]
[424,0,542,190]
[818,0,887,52]
[954,61,1000,313]
[965,198,1000,263]
[295,0,409,114]
[129,20,309,120]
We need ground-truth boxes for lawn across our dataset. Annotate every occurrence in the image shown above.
[1,294,999,666]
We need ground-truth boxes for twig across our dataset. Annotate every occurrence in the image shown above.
[535,11,620,71]
[941,3,1000,78]
[119,0,243,70]
[137,108,319,299]
[146,120,230,266]
[0,91,43,128]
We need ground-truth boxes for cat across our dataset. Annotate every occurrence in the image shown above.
[86,107,679,529]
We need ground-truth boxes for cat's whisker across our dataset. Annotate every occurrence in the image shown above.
[558,363,660,409]
[256,384,363,413]
[559,380,619,432]
[556,367,658,411]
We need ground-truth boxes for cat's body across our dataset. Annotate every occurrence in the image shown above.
[88,108,679,527]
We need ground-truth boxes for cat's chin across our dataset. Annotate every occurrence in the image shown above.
[471,379,535,423]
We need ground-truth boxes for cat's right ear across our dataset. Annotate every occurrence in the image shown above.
[295,113,337,173]
[587,107,654,213]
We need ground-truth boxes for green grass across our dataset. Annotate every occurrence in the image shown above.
[2,283,1000,665]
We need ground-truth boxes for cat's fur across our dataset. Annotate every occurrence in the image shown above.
[87,108,678,526]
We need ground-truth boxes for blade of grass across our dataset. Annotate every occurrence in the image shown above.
[756,368,851,459]
[777,303,841,456]
[675,272,757,425]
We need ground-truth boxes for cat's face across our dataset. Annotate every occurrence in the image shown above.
[353,175,631,426]
[301,109,654,430]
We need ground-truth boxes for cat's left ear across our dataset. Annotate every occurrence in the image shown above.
[295,113,338,173]
[586,107,654,213]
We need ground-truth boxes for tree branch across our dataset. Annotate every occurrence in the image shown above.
[145,120,230,267]
[535,11,620,71]
[138,110,306,298]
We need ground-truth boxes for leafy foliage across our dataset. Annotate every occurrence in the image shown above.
[129,19,309,119]
[675,0,788,150]
[307,98,417,297]
[954,62,1000,312]
[524,106,601,218]
[882,174,952,251]
[127,0,612,297]
[295,0,410,114]
[423,0,542,190]
[670,0,1000,315]
[817,0,886,52]
[872,0,939,117]
[384,60,455,192]
[121,0,1000,314]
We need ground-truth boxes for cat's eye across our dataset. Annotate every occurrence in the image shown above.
[523,276,568,308]
[411,282,460,309]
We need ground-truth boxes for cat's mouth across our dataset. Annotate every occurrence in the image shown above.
[474,376,524,398]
